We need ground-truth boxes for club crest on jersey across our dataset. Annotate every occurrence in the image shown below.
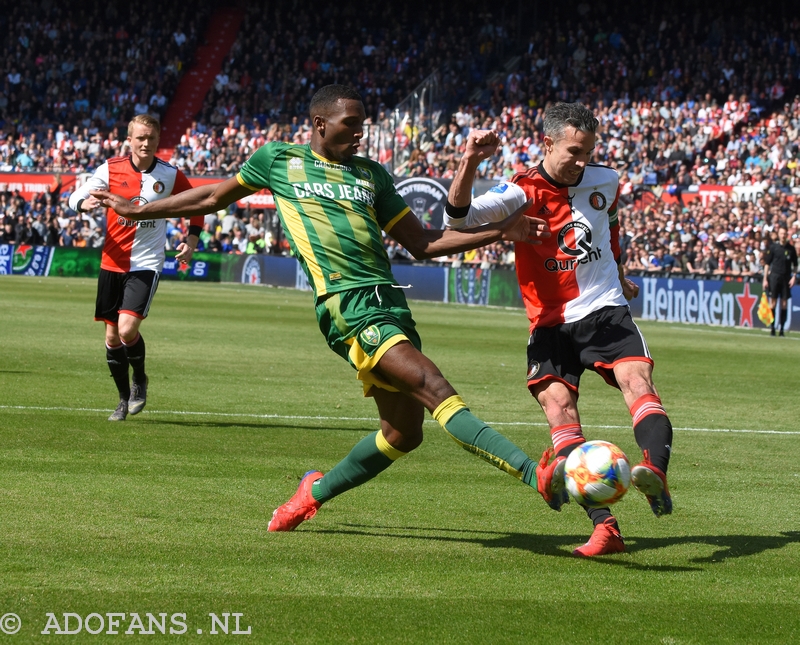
[289,157,304,170]
[152,180,165,194]
[527,361,540,380]
[360,325,381,347]
[589,191,607,210]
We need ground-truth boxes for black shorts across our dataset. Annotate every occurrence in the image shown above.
[95,269,160,325]
[526,305,653,393]
[766,273,791,301]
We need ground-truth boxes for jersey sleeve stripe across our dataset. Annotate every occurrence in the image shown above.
[236,172,259,191]
[382,207,411,233]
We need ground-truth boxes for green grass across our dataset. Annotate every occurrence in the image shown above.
[1,276,799,644]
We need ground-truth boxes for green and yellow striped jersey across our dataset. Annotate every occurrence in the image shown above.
[237,142,411,301]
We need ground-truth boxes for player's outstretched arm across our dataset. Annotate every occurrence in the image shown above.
[91,176,255,220]
[388,199,549,261]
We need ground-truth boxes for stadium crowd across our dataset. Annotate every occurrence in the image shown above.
[2,0,800,278]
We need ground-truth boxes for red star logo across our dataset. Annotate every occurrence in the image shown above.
[736,282,757,327]
[13,244,32,259]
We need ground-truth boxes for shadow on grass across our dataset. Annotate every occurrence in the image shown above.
[314,524,800,571]
[138,419,376,433]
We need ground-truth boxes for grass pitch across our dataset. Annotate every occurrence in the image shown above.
[1,276,799,644]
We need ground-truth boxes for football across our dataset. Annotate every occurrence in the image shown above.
[564,440,631,507]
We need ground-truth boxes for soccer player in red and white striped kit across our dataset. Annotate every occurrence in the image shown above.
[69,115,204,421]
[446,103,674,557]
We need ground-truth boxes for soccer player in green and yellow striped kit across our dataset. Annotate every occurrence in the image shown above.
[93,85,553,531]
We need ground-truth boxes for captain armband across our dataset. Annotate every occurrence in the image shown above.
[445,201,470,221]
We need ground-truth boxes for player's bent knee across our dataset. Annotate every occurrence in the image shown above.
[404,433,423,452]
[382,427,423,453]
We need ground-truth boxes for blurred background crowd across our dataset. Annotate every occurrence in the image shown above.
[2,0,800,277]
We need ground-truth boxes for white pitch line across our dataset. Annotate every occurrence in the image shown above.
[1,405,798,435]
[665,325,800,341]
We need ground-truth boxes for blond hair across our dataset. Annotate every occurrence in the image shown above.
[127,114,161,137]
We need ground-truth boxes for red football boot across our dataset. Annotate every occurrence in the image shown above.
[267,470,324,531]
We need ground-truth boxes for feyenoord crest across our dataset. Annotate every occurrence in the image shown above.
[589,191,607,210]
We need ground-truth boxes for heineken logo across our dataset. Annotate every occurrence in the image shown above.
[9,244,52,276]
[0,243,10,274]
[12,244,33,268]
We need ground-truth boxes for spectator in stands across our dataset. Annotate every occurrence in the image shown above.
[0,220,14,244]
[230,226,248,253]
[3,0,800,281]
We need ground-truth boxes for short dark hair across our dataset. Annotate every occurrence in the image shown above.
[309,84,363,118]
[543,103,598,141]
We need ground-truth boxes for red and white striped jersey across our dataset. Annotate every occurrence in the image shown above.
[69,156,201,273]
[445,162,625,330]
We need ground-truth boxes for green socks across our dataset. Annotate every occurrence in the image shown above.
[433,395,536,485]
[312,430,406,503]
[310,395,537,506]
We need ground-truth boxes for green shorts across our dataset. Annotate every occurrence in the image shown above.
[316,284,422,395]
